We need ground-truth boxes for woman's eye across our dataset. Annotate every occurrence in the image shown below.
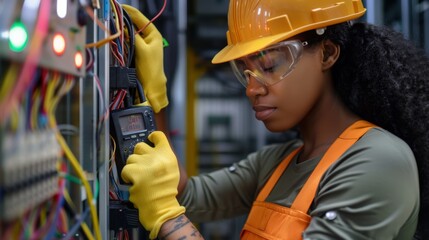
[260,57,280,73]
[262,64,277,73]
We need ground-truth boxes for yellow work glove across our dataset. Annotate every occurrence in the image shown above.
[122,4,168,113]
[121,131,185,239]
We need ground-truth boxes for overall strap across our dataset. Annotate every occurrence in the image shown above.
[291,120,375,212]
[256,146,302,201]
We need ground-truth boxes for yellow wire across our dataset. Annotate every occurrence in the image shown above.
[40,207,47,226]
[45,76,101,240]
[50,77,99,240]
[48,80,98,240]
[43,72,59,113]
[0,64,20,124]
[9,108,19,131]
[11,221,22,239]
[0,63,19,100]
[81,224,95,240]
[85,1,121,48]
[52,127,100,240]
[109,135,116,172]
[63,189,77,211]
[31,89,41,129]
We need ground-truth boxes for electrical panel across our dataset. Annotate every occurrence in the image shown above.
[0,0,105,239]
[0,0,172,239]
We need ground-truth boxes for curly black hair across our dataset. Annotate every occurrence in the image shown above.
[322,22,429,240]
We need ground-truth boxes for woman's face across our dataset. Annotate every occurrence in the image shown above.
[245,40,329,132]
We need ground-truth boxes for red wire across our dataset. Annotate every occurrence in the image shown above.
[136,0,167,35]
[113,0,125,64]
[0,0,50,123]
[110,41,125,66]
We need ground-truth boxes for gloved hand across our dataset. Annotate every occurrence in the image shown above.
[121,131,185,239]
[122,4,168,113]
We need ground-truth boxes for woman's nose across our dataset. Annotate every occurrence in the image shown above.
[246,74,267,97]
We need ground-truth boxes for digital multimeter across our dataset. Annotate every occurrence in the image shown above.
[110,106,157,185]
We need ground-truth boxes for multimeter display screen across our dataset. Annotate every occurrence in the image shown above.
[118,113,145,135]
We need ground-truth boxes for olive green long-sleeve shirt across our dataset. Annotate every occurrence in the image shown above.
[179,128,420,240]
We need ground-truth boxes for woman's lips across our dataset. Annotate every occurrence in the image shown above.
[253,106,276,121]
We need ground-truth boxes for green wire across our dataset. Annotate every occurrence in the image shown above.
[60,173,99,200]
[94,179,100,201]
[61,172,82,185]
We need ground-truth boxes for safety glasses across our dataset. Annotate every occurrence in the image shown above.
[230,40,308,87]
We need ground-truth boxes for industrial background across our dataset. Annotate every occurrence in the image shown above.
[0,0,428,239]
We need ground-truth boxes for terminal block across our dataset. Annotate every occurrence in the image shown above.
[0,129,61,221]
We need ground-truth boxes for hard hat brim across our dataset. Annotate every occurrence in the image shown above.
[212,32,292,64]
[212,10,366,64]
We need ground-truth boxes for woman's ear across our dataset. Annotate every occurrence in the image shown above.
[320,40,340,71]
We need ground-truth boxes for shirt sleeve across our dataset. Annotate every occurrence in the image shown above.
[178,140,301,222]
[303,128,420,240]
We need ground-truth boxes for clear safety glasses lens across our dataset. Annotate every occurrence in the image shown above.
[230,40,306,87]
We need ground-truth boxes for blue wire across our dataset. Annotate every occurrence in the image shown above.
[43,190,65,240]
[110,174,123,199]
[109,18,123,55]
[61,206,91,240]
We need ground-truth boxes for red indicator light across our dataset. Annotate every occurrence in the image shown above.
[75,51,83,69]
[53,33,66,55]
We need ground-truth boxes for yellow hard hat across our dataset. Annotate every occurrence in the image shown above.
[212,0,366,64]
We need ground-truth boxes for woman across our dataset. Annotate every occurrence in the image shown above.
[121,0,428,239]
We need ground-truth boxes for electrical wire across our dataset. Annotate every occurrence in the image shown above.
[55,161,71,238]
[135,79,146,104]
[113,1,125,58]
[110,89,127,110]
[122,8,135,67]
[63,189,94,240]
[41,179,65,240]
[63,190,77,212]
[61,207,91,240]
[22,76,67,240]
[1,71,66,240]
[44,74,101,240]
[47,87,99,240]
[0,0,50,123]
[86,48,95,71]
[65,191,95,240]
[135,0,168,34]
[20,208,38,239]
[27,68,43,129]
[110,38,125,66]
[109,12,125,66]
[0,63,19,101]
[94,74,109,158]
[109,169,123,200]
[58,208,69,236]
[85,3,121,48]
[94,74,109,124]
[30,89,42,129]
[109,135,117,172]
[1,221,18,239]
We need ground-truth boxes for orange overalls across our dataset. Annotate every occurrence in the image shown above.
[241,120,375,240]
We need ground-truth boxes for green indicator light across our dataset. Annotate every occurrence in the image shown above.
[9,21,28,52]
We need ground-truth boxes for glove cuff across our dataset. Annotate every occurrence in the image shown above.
[149,205,186,239]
